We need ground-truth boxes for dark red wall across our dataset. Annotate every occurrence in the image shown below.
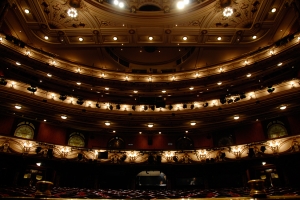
[0,115,14,135]
[0,114,300,149]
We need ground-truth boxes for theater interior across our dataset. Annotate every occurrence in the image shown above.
[0,0,300,198]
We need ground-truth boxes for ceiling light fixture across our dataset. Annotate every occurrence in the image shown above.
[189,87,194,90]
[280,105,287,110]
[118,2,124,8]
[217,37,222,41]
[217,81,222,85]
[183,36,188,40]
[148,36,153,40]
[67,8,78,18]
[15,105,22,109]
[190,122,196,126]
[177,1,185,9]
[133,90,138,93]
[105,122,111,126]
[234,115,239,120]
[162,90,166,93]
[252,35,257,39]
[44,36,49,40]
[61,115,67,119]
[16,62,21,65]
[271,8,276,13]
[148,123,154,128]
[78,37,83,41]
[113,36,118,41]
[24,9,30,14]
[247,73,252,77]
[223,7,233,17]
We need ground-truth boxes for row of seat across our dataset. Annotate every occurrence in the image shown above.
[0,186,299,198]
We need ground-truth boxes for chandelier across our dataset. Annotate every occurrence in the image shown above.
[223,7,233,17]
[67,8,78,18]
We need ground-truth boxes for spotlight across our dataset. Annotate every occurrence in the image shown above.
[234,97,240,102]
[183,104,187,109]
[59,94,67,101]
[190,104,194,109]
[116,104,121,110]
[144,105,148,110]
[168,105,173,110]
[150,105,155,111]
[96,103,101,108]
[220,96,226,104]
[35,147,42,154]
[77,98,84,105]
[109,105,113,110]
[267,86,275,93]
[132,105,136,111]
[227,99,233,104]
[203,102,208,107]
[27,86,37,93]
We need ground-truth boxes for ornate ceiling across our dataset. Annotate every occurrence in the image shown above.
[0,0,300,135]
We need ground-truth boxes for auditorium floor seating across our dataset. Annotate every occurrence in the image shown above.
[0,186,299,198]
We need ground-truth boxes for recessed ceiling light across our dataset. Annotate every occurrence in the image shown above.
[234,115,239,120]
[113,0,119,5]
[183,0,189,4]
[247,73,252,77]
[44,36,49,40]
[148,123,154,128]
[185,131,188,133]
[16,62,21,65]
[44,119,47,122]
[113,130,116,133]
[139,132,142,134]
[148,36,153,40]
[105,87,109,90]
[189,87,194,90]
[105,122,111,126]
[15,105,22,109]
[217,81,222,85]
[24,9,30,14]
[252,35,257,39]
[61,115,67,119]
[162,90,166,93]
[79,37,83,41]
[133,90,138,93]
[217,37,222,41]
[113,36,118,41]
[277,62,282,66]
[159,132,161,134]
[271,8,276,13]
[190,122,196,126]
[280,105,287,110]
[47,73,52,77]
[183,36,188,40]
[76,82,81,85]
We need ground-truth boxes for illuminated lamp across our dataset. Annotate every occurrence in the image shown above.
[105,122,111,126]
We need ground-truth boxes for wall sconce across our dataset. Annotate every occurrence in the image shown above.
[232,146,242,158]
[164,151,174,162]
[128,151,138,162]
[61,147,70,158]
[23,142,32,154]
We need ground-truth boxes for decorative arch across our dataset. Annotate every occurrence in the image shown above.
[176,136,194,150]
[108,136,125,149]
[14,121,35,139]
[68,132,85,147]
